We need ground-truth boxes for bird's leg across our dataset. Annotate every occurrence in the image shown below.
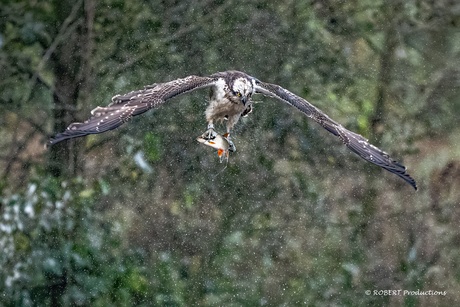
[200,122,217,140]
[224,129,236,153]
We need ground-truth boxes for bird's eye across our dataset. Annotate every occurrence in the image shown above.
[236,92,242,97]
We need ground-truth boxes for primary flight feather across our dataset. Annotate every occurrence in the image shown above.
[48,70,417,190]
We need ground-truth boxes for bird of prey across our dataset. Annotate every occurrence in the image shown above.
[48,70,417,189]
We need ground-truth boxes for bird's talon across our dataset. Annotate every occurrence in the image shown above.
[201,128,217,140]
[228,141,236,152]
[224,134,236,152]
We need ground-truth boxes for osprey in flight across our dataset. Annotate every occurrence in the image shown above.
[48,71,417,189]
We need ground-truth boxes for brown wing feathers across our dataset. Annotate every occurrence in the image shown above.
[255,81,417,190]
[47,72,416,189]
[47,76,216,146]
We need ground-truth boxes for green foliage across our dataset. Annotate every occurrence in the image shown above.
[0,178,152,306]
[1,0,460,305]
[143,132,162,162]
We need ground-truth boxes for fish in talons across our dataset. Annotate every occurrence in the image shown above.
[197,133,231,163]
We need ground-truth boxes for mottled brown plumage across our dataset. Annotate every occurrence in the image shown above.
[48,70,417,189]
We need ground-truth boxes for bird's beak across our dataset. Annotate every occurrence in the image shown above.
[241,96,248,105]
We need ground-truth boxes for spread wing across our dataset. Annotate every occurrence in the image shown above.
[47,75,218,146]
[254,80,417,190]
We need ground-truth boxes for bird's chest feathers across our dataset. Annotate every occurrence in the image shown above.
[207,96,245,119]
[207,81,245,119]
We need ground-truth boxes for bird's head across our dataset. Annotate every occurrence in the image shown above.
[231,77,254,105]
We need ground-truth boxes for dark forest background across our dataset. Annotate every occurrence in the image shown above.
[1,0,459,305]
